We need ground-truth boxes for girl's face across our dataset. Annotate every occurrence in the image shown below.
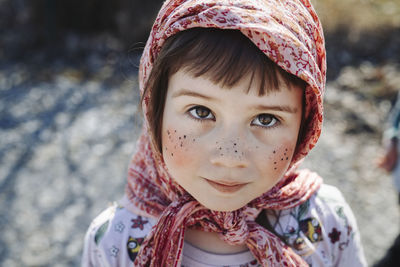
[161,69,303,212]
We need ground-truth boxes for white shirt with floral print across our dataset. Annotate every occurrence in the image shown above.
[82,184,366,267]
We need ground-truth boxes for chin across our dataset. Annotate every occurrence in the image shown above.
[198,199,248,212]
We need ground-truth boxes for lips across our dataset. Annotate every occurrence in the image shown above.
[205,179,248,193]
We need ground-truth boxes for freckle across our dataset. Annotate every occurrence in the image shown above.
[179,137,181,140]
[274,167,277,170]
[281,158,283,161]
[284,152,286,155]
[174,130,177,133]
[285,148,288,151]
[165,147,168,151]
[273,151,276,154]
[235,150,237,153]
[171,153,174,156]
[234,143,237,146]
[167,130,170,135]
[184,135,186,139]
[193,139,195,142]
[219,147,222,150]
[286,157,289,160]
[274,162,276,164]
[221,154,224,156]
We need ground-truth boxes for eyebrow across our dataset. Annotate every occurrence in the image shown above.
[254,104,298,113]
[172,89,214,100]
[172,89,298,113]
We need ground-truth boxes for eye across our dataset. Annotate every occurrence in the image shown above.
[188,106,215,120]
[251,114,278,128]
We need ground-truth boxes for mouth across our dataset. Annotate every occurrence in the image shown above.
[205,179,248,193]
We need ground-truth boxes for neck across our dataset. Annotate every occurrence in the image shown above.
[185,228,248,254]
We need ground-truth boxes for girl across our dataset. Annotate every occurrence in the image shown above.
[82,0,366,266]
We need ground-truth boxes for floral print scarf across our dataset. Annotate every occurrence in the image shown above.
[124,0,326,266]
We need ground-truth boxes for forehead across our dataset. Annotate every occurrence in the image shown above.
[159,28,307,98]
[168,69,303,108]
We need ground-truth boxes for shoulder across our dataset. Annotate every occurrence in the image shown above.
[268,184,367,267]
[313,183,352,222]
[82,202,156,267]
[312,184,367,266]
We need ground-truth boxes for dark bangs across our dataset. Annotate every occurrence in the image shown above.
[161,28,305,94]
[143,28,307,152]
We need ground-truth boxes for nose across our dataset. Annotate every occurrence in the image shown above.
[209,138,249,168]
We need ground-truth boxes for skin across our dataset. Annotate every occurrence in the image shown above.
[162,69,303,212]
[377,138,398,172]
[161,69,303,253]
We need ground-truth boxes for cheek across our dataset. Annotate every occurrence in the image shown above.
[162,129,198,167]
[267,142,296,173]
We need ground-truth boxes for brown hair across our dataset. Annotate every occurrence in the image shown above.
[142,28,307,152]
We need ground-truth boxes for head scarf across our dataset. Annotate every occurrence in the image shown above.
[124,0,326,266]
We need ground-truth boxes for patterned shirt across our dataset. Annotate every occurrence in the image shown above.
[82,184,366,266]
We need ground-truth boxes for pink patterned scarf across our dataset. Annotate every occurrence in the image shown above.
[124,0,326,266]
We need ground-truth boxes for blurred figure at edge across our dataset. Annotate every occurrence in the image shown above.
[375,91,400,267]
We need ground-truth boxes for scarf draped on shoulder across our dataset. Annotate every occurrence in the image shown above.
[124,0,326,266]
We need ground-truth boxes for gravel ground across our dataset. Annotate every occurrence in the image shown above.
[1,33,400,266]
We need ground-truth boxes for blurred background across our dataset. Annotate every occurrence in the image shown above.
[0,0,399,266]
